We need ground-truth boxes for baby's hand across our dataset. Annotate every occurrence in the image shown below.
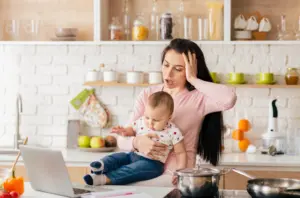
[172,175,178,186]
[111,126,131,136]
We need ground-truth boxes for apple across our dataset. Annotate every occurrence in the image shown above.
[90,136,105,148]
[77,136,91,148]
[105,135,117,147]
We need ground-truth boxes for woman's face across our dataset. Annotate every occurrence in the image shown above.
[162,49,186,89]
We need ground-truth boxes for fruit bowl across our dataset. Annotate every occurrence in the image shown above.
[77,135,117,152]
[78,147,116,152]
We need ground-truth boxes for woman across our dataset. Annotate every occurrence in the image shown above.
[116,38,236,185]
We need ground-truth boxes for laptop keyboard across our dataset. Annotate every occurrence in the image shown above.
[73,188,92,194]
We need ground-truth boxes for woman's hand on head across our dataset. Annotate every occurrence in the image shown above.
[182,51,197,83]
[134,133,168,160]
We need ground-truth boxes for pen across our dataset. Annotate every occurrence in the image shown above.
[102,192,134,198]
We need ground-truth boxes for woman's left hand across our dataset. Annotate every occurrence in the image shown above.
[182,51,197,83]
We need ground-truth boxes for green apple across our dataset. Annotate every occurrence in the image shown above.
[78,136,91,148]
[90,136,105,148]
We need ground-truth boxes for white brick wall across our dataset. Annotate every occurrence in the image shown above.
[1,43,300,148]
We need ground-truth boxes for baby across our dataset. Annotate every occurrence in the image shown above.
[83,91,187,186]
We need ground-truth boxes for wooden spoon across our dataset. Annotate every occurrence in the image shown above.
[11,137,28,174]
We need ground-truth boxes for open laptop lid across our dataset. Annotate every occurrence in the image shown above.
[19,145,76,197]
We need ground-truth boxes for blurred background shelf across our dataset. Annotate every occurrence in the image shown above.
[1,0,300,43]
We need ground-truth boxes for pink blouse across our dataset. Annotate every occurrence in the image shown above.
[117,79,237,173]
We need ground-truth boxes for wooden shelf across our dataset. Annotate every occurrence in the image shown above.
[3,0,300,44]
[84,81,156,87]
[84,81,300,88]
[228,84,300,88]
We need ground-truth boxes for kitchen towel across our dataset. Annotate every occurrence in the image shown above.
[79,93,108,128]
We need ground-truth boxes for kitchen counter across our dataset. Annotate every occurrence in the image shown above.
[1,148,300,171]
[22,182,173,197]
[22,182,250,198]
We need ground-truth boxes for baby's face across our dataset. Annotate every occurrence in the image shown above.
[144,105,171,131]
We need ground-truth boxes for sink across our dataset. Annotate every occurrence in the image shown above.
[0,149,19,155]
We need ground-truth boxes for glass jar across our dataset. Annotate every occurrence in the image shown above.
[109,17,123,41]
[132,14,149,41]
[206,0,224,41]
[285,67,299,85]
[160,12,174,40]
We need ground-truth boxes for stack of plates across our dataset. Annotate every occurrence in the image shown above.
[51,28,78,41]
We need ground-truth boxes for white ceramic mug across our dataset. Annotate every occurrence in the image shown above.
[85,70,99,81]
[148,72,162,84]
[259,17,272,32]
[126,71,144,84]
[103,71,117,82]
[246,16,259,31]
[234,14,247,30]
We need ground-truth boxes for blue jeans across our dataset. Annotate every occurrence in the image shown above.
[100,152,164,185]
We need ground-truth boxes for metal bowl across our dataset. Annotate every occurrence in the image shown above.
[55,28,78,37]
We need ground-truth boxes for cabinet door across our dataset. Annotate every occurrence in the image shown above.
[0,166,28,181]
[224,170,300,190]
[0,165,88,184]
[67,167,89,185]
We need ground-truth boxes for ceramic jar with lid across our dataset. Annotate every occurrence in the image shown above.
[126,71,144,84]
[148,71,162,84]
[103,70,117,82]
[86,69,99,81]
[285,67,299,85]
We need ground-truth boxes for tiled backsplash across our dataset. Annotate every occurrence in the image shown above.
[0,44,299,148]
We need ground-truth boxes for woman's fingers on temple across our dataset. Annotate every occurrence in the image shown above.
[182,53,189,65]
[188,51,193,65]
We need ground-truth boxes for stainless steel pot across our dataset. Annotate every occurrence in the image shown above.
[232,168,300,198]
[174,167,230,197]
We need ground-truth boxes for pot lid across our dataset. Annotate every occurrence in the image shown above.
[176,167,221,177]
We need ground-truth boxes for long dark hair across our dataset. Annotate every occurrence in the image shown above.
[162,38,224,166]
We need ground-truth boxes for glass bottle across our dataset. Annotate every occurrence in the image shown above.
[175,0,185,38]
[206,0,224,41]
[123,0,130,41]
[277,15,293,40]
[109,17,123,41]
[295,16,300,40]
[150,0,159,40]
[132,14,149,41]
[285,67,299,85]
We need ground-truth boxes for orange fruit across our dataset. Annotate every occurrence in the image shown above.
[232,129,244,140]
[238,119,251,132]
[238,138,250,152]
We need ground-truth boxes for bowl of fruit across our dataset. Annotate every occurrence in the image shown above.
[77,135,117,152]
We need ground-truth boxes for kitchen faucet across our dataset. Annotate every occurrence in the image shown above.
[14,94,24,150]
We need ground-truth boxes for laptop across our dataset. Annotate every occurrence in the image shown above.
[19,145,111,197]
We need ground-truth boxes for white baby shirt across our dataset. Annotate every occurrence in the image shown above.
[131,116,184,163]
